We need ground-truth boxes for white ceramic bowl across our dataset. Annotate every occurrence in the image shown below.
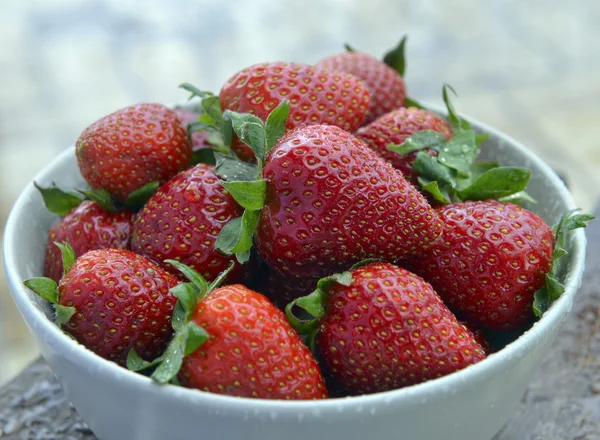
[3,109,586,440]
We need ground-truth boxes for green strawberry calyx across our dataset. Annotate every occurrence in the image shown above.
[23,241,77,326]
[35,181,148,214]
[382,35,407,77]
[533,209,594,317]
[212,101,291,263]
[178,82,236,165]
[130,261,233,384]
[387,84,534,205]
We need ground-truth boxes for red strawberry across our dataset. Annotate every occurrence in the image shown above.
[253,124,442,278]
[355,107,453,183]
[180,284,327,399]
[25,248,179,365]
[287,262,486,396]
[131,163,246,282]
[76,103,192,200]
[408,201,554,331]
[317,52,406,125]
[219,62,370,161]
[148,262,327,400]
[44,200,134,283]
[174,108,212,152]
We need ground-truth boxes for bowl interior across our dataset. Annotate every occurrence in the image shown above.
[3,111,586,410]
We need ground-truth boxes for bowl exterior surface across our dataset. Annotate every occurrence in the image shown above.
[3,111,586,440]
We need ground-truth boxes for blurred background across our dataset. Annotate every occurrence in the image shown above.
[0,0,599,385]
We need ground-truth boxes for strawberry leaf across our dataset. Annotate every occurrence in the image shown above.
[151,331,186,384]
[55,304,76,326]
[418,178,452,204]
[126,348,163,372]
[191,148,216,166]
[413,151,456,188]
[227,111,266,164]
[179,83,214,100]
[265,100,290,153]
[388,130,447,156]
[55,241,76,276]
[164,259,208,295]
[404,97,426,109]
[221,180,266,211]
[437,129,478,177]
[383,35,407,77]
[170,282,200,321]
[215,210,260,256]
[201,96,224,127]
[77,188,115,212]
[184,322,209,356]
[285,270,352,336]
[34,182,83,216]
[533,209,594,317]
[207,261,236,292]
[214,154,259,182]
[171,301,187,332]
[443,84,469,131]
[125,181,160,208]
[498,191,537,205]
[23,277,58,303]
[457,167,531,201]
[344,43,357,53]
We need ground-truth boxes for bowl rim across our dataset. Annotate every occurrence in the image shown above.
[3,108,586,413]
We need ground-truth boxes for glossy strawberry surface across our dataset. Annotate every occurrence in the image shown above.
[317,262,486,395]
[58,249,179,364]
[255,124,442,278]
[179,284,328,399]
[76,103,192,200]
[219,62,370,161]
[317,52,406,124]
[44,201,134,283]
[131,164,246,282]
[409,201,554,331]
[355,107,453,183]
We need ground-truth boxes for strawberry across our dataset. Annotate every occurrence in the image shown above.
[131,163,246,283]
[459,321,492,354]
[286,261,486,395]
[407,201,574,331]
[355,107,453,183]
[76,103,192,200]
[34,183,134,283]
[145,262,328,400]
[174,108,212,152]
[250,123,441,277]
[317,53,406,125]
[25,247,179,365]
[219,62,370,161]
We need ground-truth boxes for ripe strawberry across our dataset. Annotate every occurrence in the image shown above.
[408,201,555,331]
[25,247,179,365]
[219,62,370,161]
[174,108,212,152]
[460,321,492,354]
[44,200,134,283]
[148,262,328,400]
[355,107,453,183]
[131,163,246,283]
[287,262,486,395]
[317,52,406,125]
[76,103,192,200]
[253,124,442,278]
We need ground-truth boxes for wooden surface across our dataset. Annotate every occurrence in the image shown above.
[1,210,598,440]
